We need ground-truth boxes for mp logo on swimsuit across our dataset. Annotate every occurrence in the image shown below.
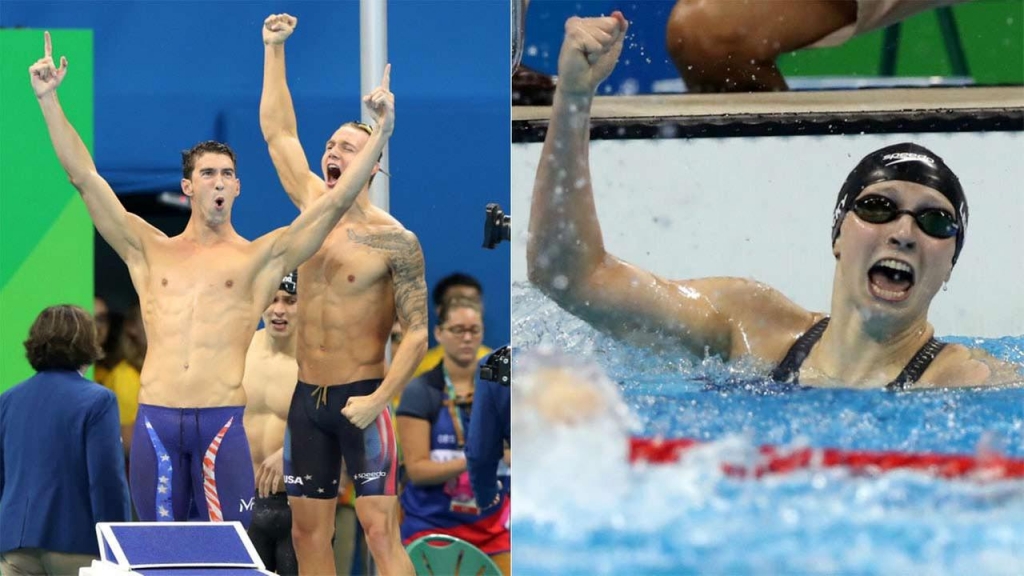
[881,152,936,167]
[283,475,304,485]
[354,471,387,485]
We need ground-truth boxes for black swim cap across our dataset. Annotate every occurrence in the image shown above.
[280,271,298,295]
[831,143,968,266]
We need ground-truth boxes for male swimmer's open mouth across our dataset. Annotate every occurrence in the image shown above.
[270,319,288,330]
[326,163,341,188]
[214,196,226,210]
[868,258,915,302]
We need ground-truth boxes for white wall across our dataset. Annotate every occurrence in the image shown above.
[512,132,1024,337]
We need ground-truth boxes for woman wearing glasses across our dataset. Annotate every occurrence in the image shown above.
[527,12,1019,389]
[396,297,511,574]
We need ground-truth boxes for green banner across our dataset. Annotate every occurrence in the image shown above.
[1,29,94,391]
[780,0,1023,83]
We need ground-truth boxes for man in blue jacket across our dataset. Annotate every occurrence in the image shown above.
[465,348,511,512]
[1,304,131,575]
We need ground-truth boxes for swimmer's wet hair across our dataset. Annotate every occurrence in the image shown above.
[24,304,103,372]
[182,141,238,179]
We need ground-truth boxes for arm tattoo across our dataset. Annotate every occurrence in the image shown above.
[348,229,428,331]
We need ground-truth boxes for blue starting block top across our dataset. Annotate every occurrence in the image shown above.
[132,565,268,569]
[82,522,273,576]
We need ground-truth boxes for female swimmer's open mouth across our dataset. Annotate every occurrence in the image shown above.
[868,258,915,302]
[270,319,288,330]
[326,164,341,187]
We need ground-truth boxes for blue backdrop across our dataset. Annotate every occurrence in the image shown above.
[522,0,678,95]
[1,0,511,350]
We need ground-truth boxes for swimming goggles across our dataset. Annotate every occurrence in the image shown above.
[851,195,959,239]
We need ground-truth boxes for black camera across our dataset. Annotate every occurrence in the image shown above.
[479,345,510,386]
[482,203,511,249]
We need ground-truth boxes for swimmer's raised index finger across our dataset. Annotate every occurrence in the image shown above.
[44,31,52,57]
[381,63,390,91]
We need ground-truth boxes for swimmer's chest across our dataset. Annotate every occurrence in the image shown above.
[304,226,391,292]
[143,242,258,302]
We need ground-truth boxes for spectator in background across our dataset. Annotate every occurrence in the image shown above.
[397,297,510,575]
[666,0,972,92]
[389,319,404,361]
[413,273,491,378]
[465,352,511,522]
[92,295,115,383]
[1,305,131,576]
[102,303,145,453]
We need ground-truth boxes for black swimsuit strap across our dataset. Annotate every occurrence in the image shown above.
[769,316,947,389]
[769,317,830,384]
[885,338,947,391]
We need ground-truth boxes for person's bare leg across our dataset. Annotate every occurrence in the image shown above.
[666,0,857,92]
[333,503,357,574]
[354,496,413,576]
[289,497,338,576]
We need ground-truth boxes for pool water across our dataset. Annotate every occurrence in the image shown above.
[512,284,1024,575]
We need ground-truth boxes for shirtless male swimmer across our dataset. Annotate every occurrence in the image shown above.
[260,14,427,576]
[31,31,396,525]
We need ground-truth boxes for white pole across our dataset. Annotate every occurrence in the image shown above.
[512,0,525,76]
[360,0,389,212]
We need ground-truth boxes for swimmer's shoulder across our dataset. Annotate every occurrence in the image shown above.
[359,209,421,246]
[678,276,818,360]
[918,344,1022,389]
[365,205,407,229]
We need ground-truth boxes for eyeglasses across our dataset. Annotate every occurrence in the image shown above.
[851,195,959,239]
[443,325,482,337]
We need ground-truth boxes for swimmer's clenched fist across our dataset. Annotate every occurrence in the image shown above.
[263,13,297,46]
[557,12,629,96]
[29,32,68,97]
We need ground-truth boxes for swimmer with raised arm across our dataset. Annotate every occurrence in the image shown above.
[527,13,1021,389]
[260,14,425,576]
[30,31,395,526]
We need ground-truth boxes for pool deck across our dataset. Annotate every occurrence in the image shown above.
[512,86,1024,122]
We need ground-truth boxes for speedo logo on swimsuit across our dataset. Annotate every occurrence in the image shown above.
[283,475,304,485]
[354,471,387,484]
[881,152,935,167]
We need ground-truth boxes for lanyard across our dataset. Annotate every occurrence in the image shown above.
[442,366,471,449]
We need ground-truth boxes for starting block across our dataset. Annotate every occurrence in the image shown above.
[80,522,274,575]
